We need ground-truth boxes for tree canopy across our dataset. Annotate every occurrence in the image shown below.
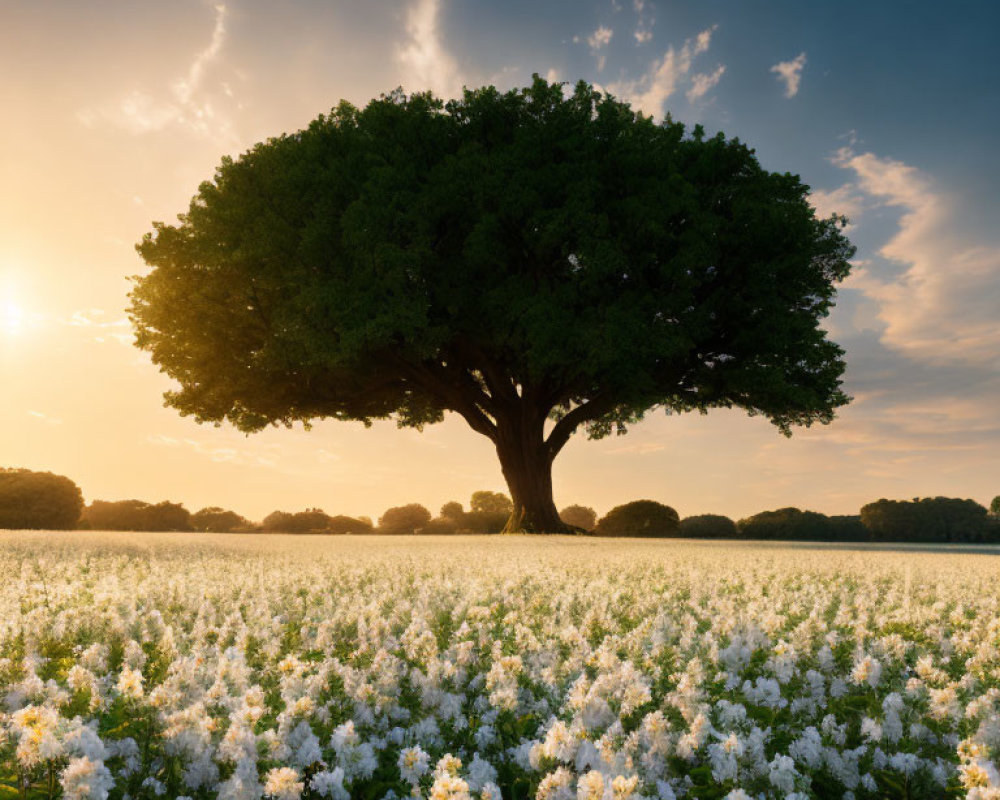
[82,500,192,532]
[470,490,514,515]
[130,76,855,532]
[860,497,994,543]
[0,468,83,530]
[594,500,680,538]
[377,504,432,535]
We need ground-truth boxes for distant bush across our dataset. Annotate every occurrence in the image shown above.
[594,500,679,538]
[440,501,465,520]
[737,508,840,541]
[559,505,597,531]
[828,515,870,541]
[377,504,432,535]
[82,499,192,531]
[990,496,1000,517]
[469,491,513,515]
[860,497,996,543]
[0,468,83,530]
[457,510,509,534]
[261,508,336,533]
[191,507,252,532]
[420,517,461,535]
[326,515,373,535]
[679,514,737,539]
[432,497,509,533]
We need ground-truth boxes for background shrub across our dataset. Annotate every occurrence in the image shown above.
[191,507,252,533]
[469,491,513,515]
[82,499,192,532]
[737,508,838,541]
[594,500,680,538]
[560,505,597,531]
[678,514,738,539]
[0,468,83,530]
[860,497,995,543]
[377,504,432,535]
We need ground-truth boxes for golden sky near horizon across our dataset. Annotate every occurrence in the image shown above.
[2,1,998,523]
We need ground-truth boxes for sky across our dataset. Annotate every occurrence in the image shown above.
[1,0,998,524]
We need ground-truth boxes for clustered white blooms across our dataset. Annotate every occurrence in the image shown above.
[0,531,997,800]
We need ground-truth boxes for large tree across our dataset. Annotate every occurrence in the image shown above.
[130,77,854,533]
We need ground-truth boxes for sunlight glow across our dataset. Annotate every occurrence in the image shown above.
[1,299,25,336]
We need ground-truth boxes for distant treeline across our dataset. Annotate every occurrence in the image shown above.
[2,467,999,543]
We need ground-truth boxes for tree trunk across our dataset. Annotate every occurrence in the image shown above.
[494,412,573,534]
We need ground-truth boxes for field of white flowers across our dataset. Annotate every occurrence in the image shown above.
[0,532,998,800]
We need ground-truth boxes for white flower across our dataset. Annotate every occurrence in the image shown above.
[398,745,430,784]
[60,757,114,800]
[264,766,304,800]
[116,666,144,699]
[311,768,349,800]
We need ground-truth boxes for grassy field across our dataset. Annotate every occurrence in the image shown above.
[0,532,997,799]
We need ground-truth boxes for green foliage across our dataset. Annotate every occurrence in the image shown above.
[0,467,83,530]
[678,513,737,539]
[326,514,374,535]
[559,504,597,531]
[190,506,252,532]
[376,503,432,535]
[439,501,464,520]
[860,497,996,543]
[594,499,680,537]
[469,490,513,515]
[990,495,999,517]
[129,75,855,531]
[419,516,461,535]
[737,507,828,540]
[458,510,509,534]
[82,499,192,532]
[261,508,344,533]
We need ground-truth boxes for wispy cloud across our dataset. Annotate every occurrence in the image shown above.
[62,309,132,345]
[809,183,866,225]
[833,148,1000,367]
[145,433,278,468]
[27,410,63,426]
[633,0,654,44]
[686,64,725,102]
[396,0,464,99]
[587,25,614,71]
[77,4,238,144]
[608,25,718,118]
[771,51,807,98]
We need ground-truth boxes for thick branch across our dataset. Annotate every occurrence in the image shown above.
[453,341,521,411]
[390,354,498,441]
[545,393,619,458]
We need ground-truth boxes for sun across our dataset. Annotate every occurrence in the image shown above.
[0,299,24,336]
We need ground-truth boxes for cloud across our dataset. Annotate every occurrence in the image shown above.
[686,64,725,102]
[77,4,237,144]
[832,148,1000,367]
[588,25,614,50]
[173,3,228,105]
[771,51,806,98]
[62,309,132,345]
[145,433,277,468]
[396,0,463,99]
[28,410,63,426]
[809,183,866,224]
[587,25,614,71]
[608,25,717,118]
[633,0,654,44]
